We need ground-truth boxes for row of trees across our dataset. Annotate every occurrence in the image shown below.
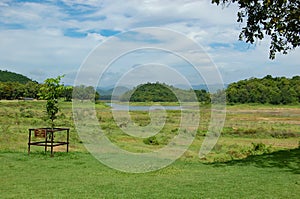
[0,81,40,100]
[1,74,299,105]
[121,76,300,105]
[226,75,300,104]
[71,85,100,102]
[0,81,99,101]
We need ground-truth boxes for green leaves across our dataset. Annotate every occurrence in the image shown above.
[72,85,99,101]
[39,75,65,100]
[212,0,300,59]
[226,75,300,104]
[39,75,65,128]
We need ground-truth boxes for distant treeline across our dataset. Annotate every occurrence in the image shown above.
[120,82,211,103]
[0,81,99,101]
[0,81,40,100]
[119,76,300,104]
[0,70,100,101]
[226,75,300,104]
[0,70,299,104]
[0,71,99,101]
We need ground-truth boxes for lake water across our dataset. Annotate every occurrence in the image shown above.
[107,103,182,111]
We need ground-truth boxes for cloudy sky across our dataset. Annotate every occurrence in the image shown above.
[0,0,299,87]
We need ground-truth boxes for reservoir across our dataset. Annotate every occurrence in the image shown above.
[107,103,182,111]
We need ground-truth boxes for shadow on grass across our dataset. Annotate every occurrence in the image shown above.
[208,148,300,174]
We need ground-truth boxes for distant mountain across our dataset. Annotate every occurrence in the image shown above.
[97,86,130,100]
[97,86,130,96]
[0,70,34,84]
[175,84,228,92]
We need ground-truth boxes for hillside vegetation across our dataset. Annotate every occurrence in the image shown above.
[119,76,300,105]
[227,75,300,104]
[0,70,99,100]
[120,82,210,103]
[0,70,299,105]
[0,70,33,84]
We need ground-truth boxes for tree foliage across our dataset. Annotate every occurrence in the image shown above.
[212,0,300,59]
[0,70,33,84]
[0,70,40,100]
[0,80,99,102]
[128,83,177,102]
[226,75,300,104]
[0,81,40,100]
[63,86,73,102]
[39,76,65,128]
[1,71,298,105]
[72,85,100,101]
[120,82,210,103]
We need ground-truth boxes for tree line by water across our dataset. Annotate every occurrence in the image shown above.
[0,70,299,104]
[119,75,300,104]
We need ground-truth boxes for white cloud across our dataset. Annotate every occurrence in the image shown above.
[0,28,102,83]
[0,0,298,86]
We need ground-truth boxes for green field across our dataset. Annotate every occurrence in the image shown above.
[0,100,299,198]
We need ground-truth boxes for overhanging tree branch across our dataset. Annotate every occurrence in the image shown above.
[212,0,300,59]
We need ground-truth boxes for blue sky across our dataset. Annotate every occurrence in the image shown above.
[0,0,299,86]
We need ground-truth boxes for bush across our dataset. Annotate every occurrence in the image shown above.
[249,142,272,155]
[143,136,159,145]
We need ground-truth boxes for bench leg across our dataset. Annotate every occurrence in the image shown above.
[28,129,31,155]
[45,132,48,152]
[50,132,54,157]
[67,129,69,153]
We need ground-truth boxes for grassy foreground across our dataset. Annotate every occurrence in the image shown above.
[1,149,299,198]
[0,100,299,198]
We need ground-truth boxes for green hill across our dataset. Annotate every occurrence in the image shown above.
[122,82,178,102]
[226,75,300,104]
[120,82,210,103]
[0,70,33,84]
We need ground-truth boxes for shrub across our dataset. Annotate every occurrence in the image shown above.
[143,136,159,145]
[249,142,272,155]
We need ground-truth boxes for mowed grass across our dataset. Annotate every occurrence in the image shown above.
[0,100,299,198]
[1,149,299,198]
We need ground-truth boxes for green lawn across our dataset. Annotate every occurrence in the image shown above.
[0,149,300,198]
[0,100,299,198]
[1,149,299,198]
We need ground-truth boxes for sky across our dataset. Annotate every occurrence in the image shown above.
[0,0,299,87]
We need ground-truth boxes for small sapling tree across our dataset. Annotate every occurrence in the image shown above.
[39,75,65,129]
